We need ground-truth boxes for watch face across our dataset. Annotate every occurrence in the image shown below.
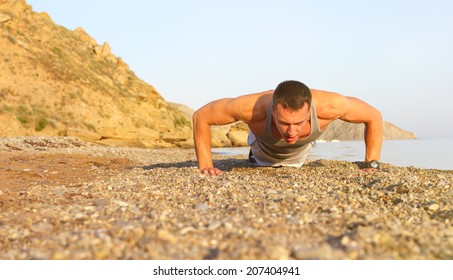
[371,161,379,168]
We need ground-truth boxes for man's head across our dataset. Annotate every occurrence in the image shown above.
[272,80,312,110]
[272,81,312,144]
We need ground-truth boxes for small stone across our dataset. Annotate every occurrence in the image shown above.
[30,222,54,233]
[29,250,52,260]
[52,251,69,260]
[180,227,195,235]
[8,231,19,240]
[224,222,233,230]
[60,215,71,222]
[208,221,222,231]
[157,229,177,243]
[268,245,291,260]
[194,203,209,210]
[436,180,447,188]
[83,206,97,212]
[94,199,109,208]
[71,249,93,259]
[340,235,351,246]
[113,200,129,207]
[428,203,440,211]
[292,243,334,260]
[0,13,12,23]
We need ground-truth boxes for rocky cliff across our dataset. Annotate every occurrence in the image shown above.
[319,119,416,141]
[0,0,192,148]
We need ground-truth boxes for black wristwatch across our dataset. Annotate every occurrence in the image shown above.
[364,160,380,169]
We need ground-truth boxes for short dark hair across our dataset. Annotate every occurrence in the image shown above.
[272,80,311,110]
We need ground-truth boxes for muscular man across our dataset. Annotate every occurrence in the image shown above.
[193,80,383,176]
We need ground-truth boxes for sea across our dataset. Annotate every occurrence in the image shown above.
[212,138,453,171]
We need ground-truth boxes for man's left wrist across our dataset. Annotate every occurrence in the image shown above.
[364,160,380,169]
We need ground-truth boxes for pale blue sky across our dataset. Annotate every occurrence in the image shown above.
[28,0,453,139]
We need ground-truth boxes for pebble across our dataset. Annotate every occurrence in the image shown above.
[208,222,222,231]
[113,200,129,207]
[428,203,440,211]
[291,243,335,260]
[194,203,209,210]
[30,222,54,233]
[340,236,351,246]
[157,229,177,243]
[180,227,196,235]
[268,245,291,260]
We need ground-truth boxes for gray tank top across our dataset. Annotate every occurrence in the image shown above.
[254,103,325,159]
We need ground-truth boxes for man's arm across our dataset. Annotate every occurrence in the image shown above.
[192,98,245,176]
[314,90,383,164]
[192,92,270,175]
[340,97,383,163]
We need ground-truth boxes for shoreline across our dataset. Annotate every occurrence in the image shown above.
[0,136,452,259]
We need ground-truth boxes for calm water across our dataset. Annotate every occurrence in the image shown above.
[212,139,453,170]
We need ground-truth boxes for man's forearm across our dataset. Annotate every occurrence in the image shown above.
[193,117,214,170]
[364,117,383,162]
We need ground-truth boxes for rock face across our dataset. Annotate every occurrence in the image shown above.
[0,0,192,148]
[319,120,416,141]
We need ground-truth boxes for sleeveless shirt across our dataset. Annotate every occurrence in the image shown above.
[254,103,325,160]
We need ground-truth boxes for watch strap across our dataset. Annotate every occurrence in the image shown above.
[364,160,380,169]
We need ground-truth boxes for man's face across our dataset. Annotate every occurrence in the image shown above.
[272,103,310,144]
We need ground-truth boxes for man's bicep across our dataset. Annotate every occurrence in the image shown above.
[194,98,239,126]
[340,97,381,124]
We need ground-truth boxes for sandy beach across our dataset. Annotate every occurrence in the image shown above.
[0,137,452,259]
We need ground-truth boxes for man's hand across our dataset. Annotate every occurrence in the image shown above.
[201,167,222,176]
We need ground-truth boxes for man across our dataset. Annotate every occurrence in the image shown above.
[193,80,383,176]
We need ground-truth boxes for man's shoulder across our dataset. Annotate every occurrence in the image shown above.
[235,90,272,113]
[311,89,348,120]
[311,89,344,102]
[253,90,273,106]
[243,90,274,101]
[231,91,271,127]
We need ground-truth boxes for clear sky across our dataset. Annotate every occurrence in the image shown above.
[27,0,453,139]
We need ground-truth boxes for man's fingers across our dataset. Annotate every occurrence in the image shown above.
[202,167,222,176]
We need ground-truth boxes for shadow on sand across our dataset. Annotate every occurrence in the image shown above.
[141,158,252,172]
[138,159,361,173]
